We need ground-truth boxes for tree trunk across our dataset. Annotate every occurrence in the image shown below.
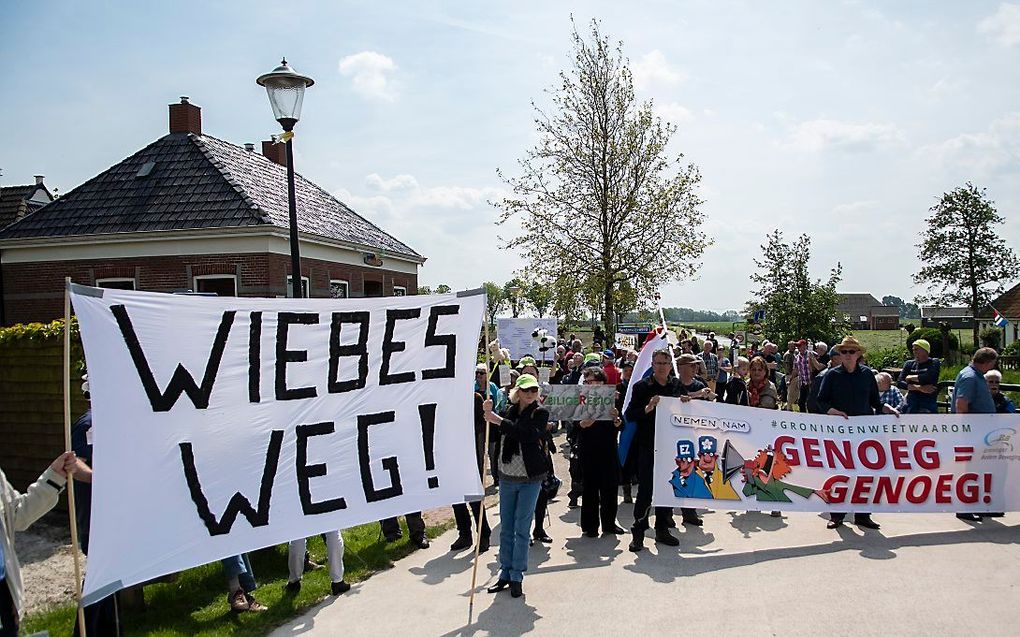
[603,275,616,341]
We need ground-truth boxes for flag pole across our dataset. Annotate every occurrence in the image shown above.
[467,307,493,623]
[654,292,678,376]
[64,278,87,636]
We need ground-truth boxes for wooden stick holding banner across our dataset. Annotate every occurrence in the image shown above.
[64,278,87,636]
[468,311,493,623]
[655,291,679,376]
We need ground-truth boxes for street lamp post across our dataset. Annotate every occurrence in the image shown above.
[257,58,314,299]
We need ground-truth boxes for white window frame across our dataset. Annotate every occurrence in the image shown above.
[393,285,407,296]
[95,277,136,290]
[329,279,350,299]
[193,274,237,297]
[286,275,311,298]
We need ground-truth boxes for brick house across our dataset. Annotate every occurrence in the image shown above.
[836,293,900,330]
[978,281,1020,349]
[0,176,53,229]
[0,98,424,325]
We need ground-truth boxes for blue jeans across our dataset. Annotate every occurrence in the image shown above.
[221,553,257,592]
[498,479,542,583]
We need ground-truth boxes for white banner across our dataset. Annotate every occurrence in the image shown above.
[71,284,485,604]
[542,385,617,420]
[653,398,1020,514]
[496,317,558,361]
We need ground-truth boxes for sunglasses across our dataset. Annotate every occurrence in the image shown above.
[475,371,487,375]
[520,387,539,393]
[839,349,859,355]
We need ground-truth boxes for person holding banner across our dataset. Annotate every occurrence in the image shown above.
[518,358,556,544]
[578,367,626,537]
[2,452,87,636]
[483,374,550,599]
[450,388,493,552]
[625,348,683,552]
[817,336,899,530]
[285,533,350,596]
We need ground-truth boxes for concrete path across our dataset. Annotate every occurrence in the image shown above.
[271,435,1019,636]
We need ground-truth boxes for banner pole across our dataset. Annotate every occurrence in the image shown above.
[64,278,87,636]
[654,292,678,376]
[467,314,493,623]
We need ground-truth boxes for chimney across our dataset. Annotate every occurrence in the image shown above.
[169,96,202,135]
[262,140,287,167]
[34,175,45,185]
[244,143,255,152]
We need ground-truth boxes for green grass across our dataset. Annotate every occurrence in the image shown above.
[21,519,454,637]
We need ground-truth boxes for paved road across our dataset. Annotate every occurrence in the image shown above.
[271,434,1019,637]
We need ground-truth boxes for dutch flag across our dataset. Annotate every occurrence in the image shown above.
[993,309,1009,328]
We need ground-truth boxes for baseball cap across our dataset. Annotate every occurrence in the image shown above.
[515,374,540,390]
[912,339,931,354]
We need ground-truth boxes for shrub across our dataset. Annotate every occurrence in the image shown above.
[905,327,959,358]
[980,326,1002,349]
[865,346,906,370]
[1003,339,1020,357]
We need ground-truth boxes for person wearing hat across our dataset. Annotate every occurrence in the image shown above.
[602,349,621,385]
[817,336,899,530]
[482,374,550,599]
[896,339,941,414]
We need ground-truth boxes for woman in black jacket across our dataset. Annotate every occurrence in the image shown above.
[482,374,549,599]
[578,367,626,537]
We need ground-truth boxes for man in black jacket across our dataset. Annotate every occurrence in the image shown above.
[816,336,899,530]
[624,349,682,551]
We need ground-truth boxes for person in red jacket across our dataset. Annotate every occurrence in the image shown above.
[602,349,622,385]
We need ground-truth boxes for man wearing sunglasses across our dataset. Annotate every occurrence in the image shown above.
[816,336,899,530]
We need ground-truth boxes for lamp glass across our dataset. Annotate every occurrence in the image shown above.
[264,77,306,123]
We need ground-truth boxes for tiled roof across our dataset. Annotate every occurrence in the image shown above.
[836,293,882,317]
[921,306,973,319]
[0,133,422,261]
[0,185,46,230]
[984,281,1020,318]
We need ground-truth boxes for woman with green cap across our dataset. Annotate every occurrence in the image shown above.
[482,374,550,599]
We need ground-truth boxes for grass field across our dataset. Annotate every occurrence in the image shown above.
[22,518,453,637]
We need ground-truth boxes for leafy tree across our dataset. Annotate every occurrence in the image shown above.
[913,183,1019,348]
[503,277,527,318]
[745,230,847,344]
[881,295,921,319]
[435,284,452,294]
[524,281,554,318]
[416,285,432,295]
[497,18,709,338]
[482,281,507,327]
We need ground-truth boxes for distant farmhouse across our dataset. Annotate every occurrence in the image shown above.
[836,293,899,330]
[920,306,973,329]
[979,281,1020,349]
[0,98,423,326]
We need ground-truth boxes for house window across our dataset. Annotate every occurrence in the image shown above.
[286,275,310,298]
[194,275,237,297]
[393,285,407,296]
[95,277,136,291]
[329,279,349,299]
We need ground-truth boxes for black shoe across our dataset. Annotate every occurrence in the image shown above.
[826,520,843,529]
[479,535,491,552]
[331,580,351,596]
[510,581,523,598]
[487,579,510,593]
[384,534,402,543]
[983,512,1005,518]
[655,529,680,546]
[855,516,881,530]
[682,515,704,527]
[956,513,982,522]
[628,530,644,552]
[411,537,431,549]
[568,496,579,509]
[284,580,301,593]
[450,534,473,551]
[584,529,598,538]
[533,531,553,544]
[606,524,627,535]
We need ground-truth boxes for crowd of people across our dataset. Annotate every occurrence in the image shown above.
[1,328,1014,630]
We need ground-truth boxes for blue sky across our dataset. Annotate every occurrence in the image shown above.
[3,1,1019,311]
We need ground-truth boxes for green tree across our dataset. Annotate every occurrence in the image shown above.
[497,18,709,338]
[913,183,1019,348]
[416,285,432,295]
[503,277,527,318]
[483,281,507,327]
[435,284,452,294]
[745,230,847,344]
[524,281,554,318]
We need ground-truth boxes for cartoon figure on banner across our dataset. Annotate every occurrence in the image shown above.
[669,439,712,499]
[695,436,740,501]
[739,445,828,503]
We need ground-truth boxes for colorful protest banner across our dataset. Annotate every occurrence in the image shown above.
[496,317,558,361]
[614,333,637,350]
[653,398,1020,513]
[71,284,485,604]
[541,385,616,420]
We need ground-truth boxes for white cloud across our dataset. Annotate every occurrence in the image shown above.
[925,112,1020,174]
[655,102,694,124]
[785,118,906,152]
[338,51,398,101]
[978,3,1020,46]
[631,50,687,91]
[364,173,419,192]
